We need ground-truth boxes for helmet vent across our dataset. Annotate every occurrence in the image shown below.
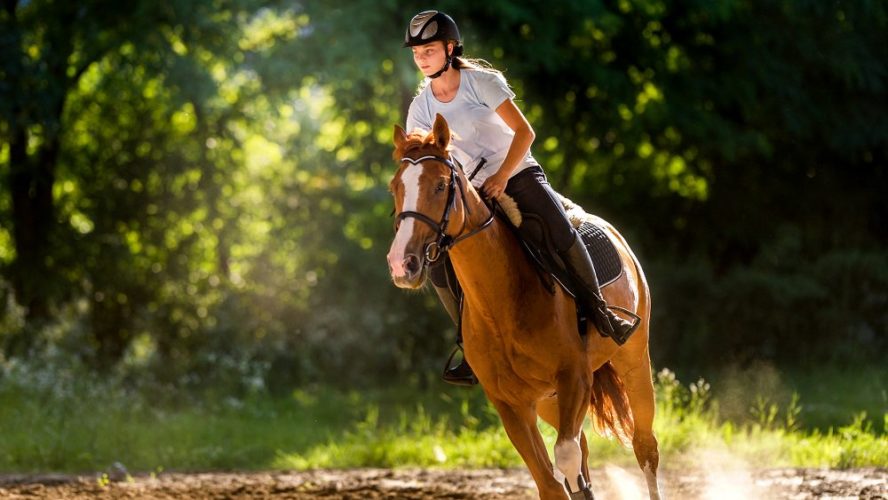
[409,10,438,37]
[421,21,438,40]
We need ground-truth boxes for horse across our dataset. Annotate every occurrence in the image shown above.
[386,113,661,500]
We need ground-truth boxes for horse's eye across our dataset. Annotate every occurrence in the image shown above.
[435,180,446,193]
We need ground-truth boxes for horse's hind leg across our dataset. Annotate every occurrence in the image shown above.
[613,340,662,500]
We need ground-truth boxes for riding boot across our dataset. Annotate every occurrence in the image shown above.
[559,233,640,345]
[434,285,479,386]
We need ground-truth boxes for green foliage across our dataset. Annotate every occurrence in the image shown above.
[0,354,360,471]
[1,361,884,473]
[650,249,888,368]
[273,403,523,469]
[788,413,888,469]
[0,1,886,388]
[0,3,884,480]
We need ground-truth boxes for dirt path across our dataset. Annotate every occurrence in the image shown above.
[1,467,885,499]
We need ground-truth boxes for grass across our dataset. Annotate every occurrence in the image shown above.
[698,362,887,432]
[0,362,885,474]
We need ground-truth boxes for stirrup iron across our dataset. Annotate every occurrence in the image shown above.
[442,346,478,387]
[604,304,641,345]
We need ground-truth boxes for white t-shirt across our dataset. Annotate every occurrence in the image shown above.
[406,68,539,187]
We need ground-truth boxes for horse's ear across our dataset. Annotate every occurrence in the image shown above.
[393,124,408,152]
[432,113,450,150]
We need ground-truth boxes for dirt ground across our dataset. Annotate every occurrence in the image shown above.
[0,467,885,499]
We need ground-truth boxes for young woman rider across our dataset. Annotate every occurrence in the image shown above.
[402,11,638,385]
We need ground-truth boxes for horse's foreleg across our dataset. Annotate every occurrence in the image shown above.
[538,397,592,494]
[554,371,594,499]
[490,398,566,500]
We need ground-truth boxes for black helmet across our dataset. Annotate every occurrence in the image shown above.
[404,10,461,48]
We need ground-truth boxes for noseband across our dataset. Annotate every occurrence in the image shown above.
[395,154,495,263]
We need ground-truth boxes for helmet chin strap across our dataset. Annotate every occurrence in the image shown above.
[428,45,458,79]
[428,55,452,79]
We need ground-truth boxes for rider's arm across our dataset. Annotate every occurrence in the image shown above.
[494,99,536,180]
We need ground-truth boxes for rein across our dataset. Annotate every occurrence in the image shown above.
[395,154,495,263]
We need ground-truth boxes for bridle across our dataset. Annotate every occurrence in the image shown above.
[394,154,495,263]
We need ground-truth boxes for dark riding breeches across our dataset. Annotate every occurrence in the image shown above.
[430,165,578,290]
[502,166,577,254]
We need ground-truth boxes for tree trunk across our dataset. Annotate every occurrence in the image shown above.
[10,129,60,317]
[2,0,67,349]
[7,73,66,326]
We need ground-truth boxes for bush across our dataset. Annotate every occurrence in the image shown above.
[650,249,888,368]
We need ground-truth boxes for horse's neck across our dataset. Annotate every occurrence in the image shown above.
[448,217,536,312]
[448,183,536,301]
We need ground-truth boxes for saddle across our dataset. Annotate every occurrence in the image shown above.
[492,195,624,338]
[494,195,622,287]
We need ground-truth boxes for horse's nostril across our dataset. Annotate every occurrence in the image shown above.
[404,254,420,276]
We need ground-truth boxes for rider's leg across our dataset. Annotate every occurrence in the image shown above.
[429,255,478,386]
[504,166,639,344]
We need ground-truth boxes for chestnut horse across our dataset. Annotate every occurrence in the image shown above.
[386,114,661,500]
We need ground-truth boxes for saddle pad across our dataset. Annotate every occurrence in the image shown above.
[577,222,623,287]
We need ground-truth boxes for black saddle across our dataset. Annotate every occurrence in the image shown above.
[494,205,623,291]
[492,204,624,338]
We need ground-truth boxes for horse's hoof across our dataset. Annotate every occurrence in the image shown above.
[564,476,595,500]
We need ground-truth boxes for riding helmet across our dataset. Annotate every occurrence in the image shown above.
[404,10,461,48]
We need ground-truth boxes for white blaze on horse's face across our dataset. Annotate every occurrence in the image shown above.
[387,163,424,286]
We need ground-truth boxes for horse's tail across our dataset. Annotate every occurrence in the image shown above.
[589,361,634,447]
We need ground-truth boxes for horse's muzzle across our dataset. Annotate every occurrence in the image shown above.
[389,252,427,289]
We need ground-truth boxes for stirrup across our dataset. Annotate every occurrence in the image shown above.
[442,346,479,387]
[604,305,641,345]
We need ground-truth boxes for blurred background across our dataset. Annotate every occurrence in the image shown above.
[0,0,885,402]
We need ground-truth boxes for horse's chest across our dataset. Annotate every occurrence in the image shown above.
[463,325,556,399]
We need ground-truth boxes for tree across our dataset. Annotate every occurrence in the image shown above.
[0,0,271,363]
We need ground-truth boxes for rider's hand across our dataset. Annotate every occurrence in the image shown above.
[481,171,508,199]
